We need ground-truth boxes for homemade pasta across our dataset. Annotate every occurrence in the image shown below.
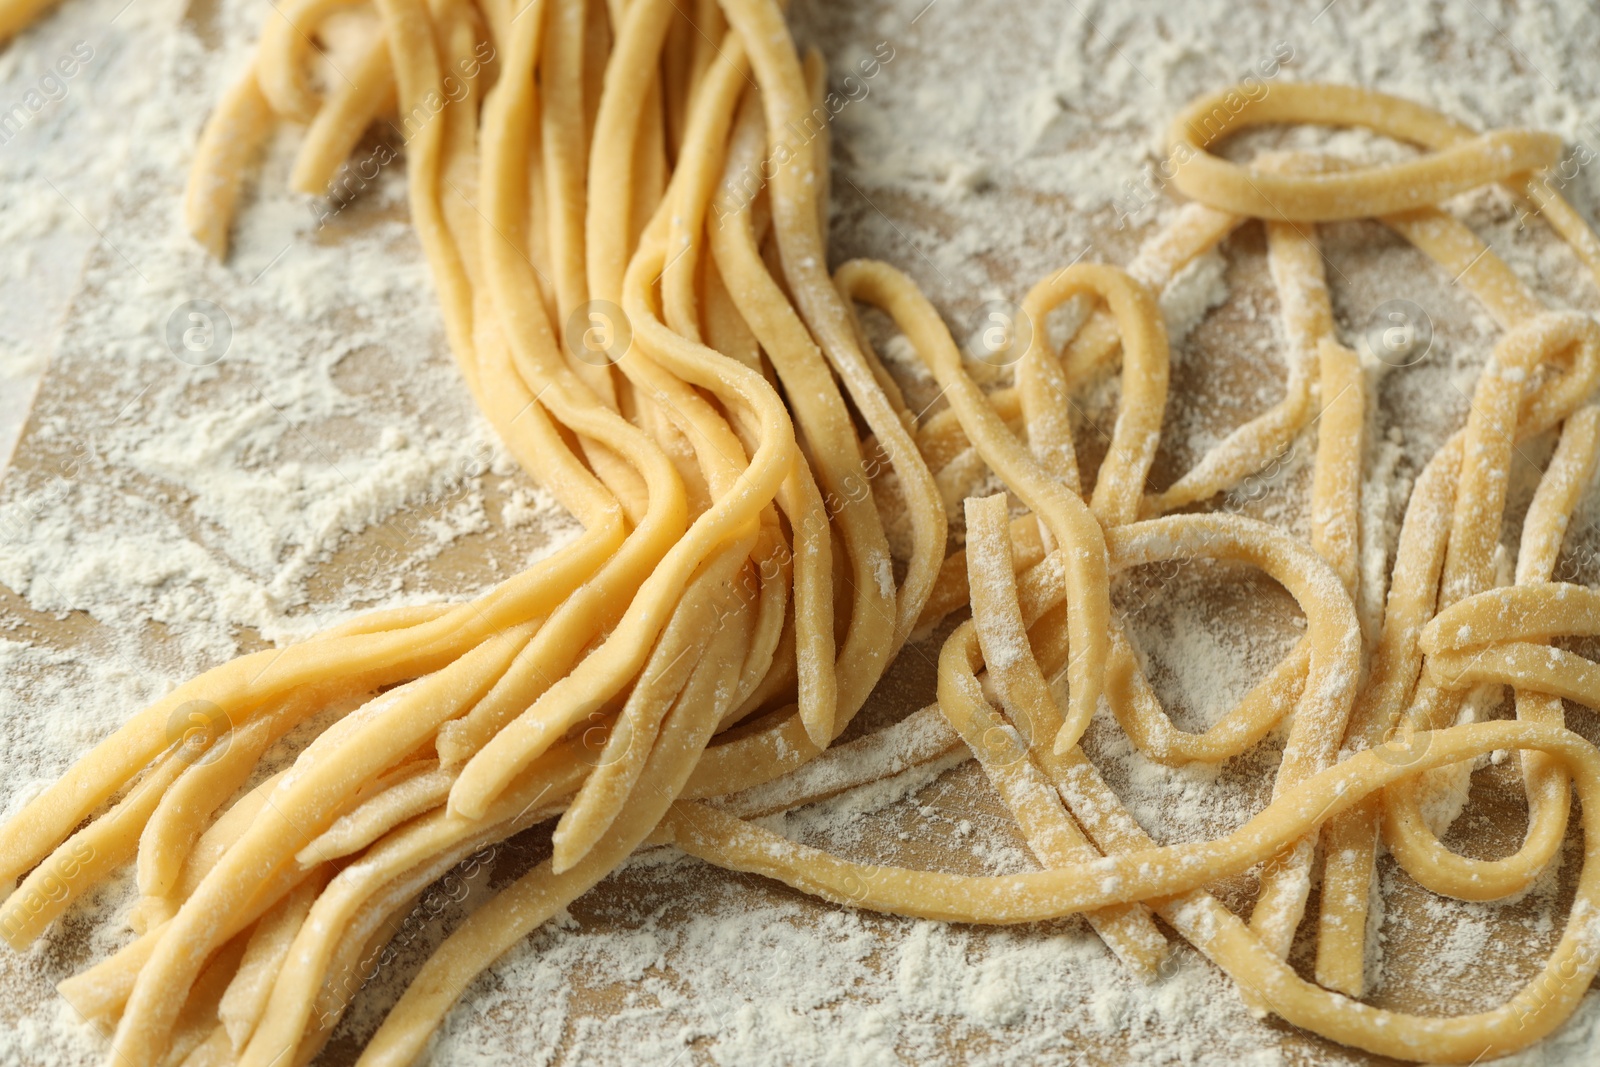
[4,0,1600,1064]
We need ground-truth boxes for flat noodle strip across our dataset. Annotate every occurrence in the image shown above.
[1168,82,1562,221]
[962,493,1168,976]
[218,871,331,1052]
[833,258,1112,755]
[184,66,275,258]
[1378,407,1600,902]
[138,695,322,901]
[1297,116,1600,993]
[290,33,396,195]
[665,720,1600,1063]
[255,0,364,122]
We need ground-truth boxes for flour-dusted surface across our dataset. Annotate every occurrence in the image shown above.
[4,0,1600,1064]
[0,0,193,466]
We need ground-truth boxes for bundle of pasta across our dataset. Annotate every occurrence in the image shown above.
[5,0,1600,1064]
[0,0,965,1062]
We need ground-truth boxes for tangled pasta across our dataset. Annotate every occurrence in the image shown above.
[5,0,1600,1064]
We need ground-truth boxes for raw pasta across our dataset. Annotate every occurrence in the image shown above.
[2,1,1600,1064]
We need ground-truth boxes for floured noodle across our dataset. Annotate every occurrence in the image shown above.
[3,0,1600,1063]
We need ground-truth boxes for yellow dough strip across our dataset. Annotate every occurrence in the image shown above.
[255,0,365,122]
[353,579,756,1067]
[834,258,1112,756]
[106,622,537,1063]
[184,66,276,259]
[959,493,1168,977]
[1380,312,1600,899]
[1168,82,1562,221]
[666,719,1600,1063]
[290,33,396,195]
[1382,407,1600,902]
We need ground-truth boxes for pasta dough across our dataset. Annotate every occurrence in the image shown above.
[1,0,1600,1064]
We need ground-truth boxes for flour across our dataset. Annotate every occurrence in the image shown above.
[0,0,187,466]
[3,0,1600,1063]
